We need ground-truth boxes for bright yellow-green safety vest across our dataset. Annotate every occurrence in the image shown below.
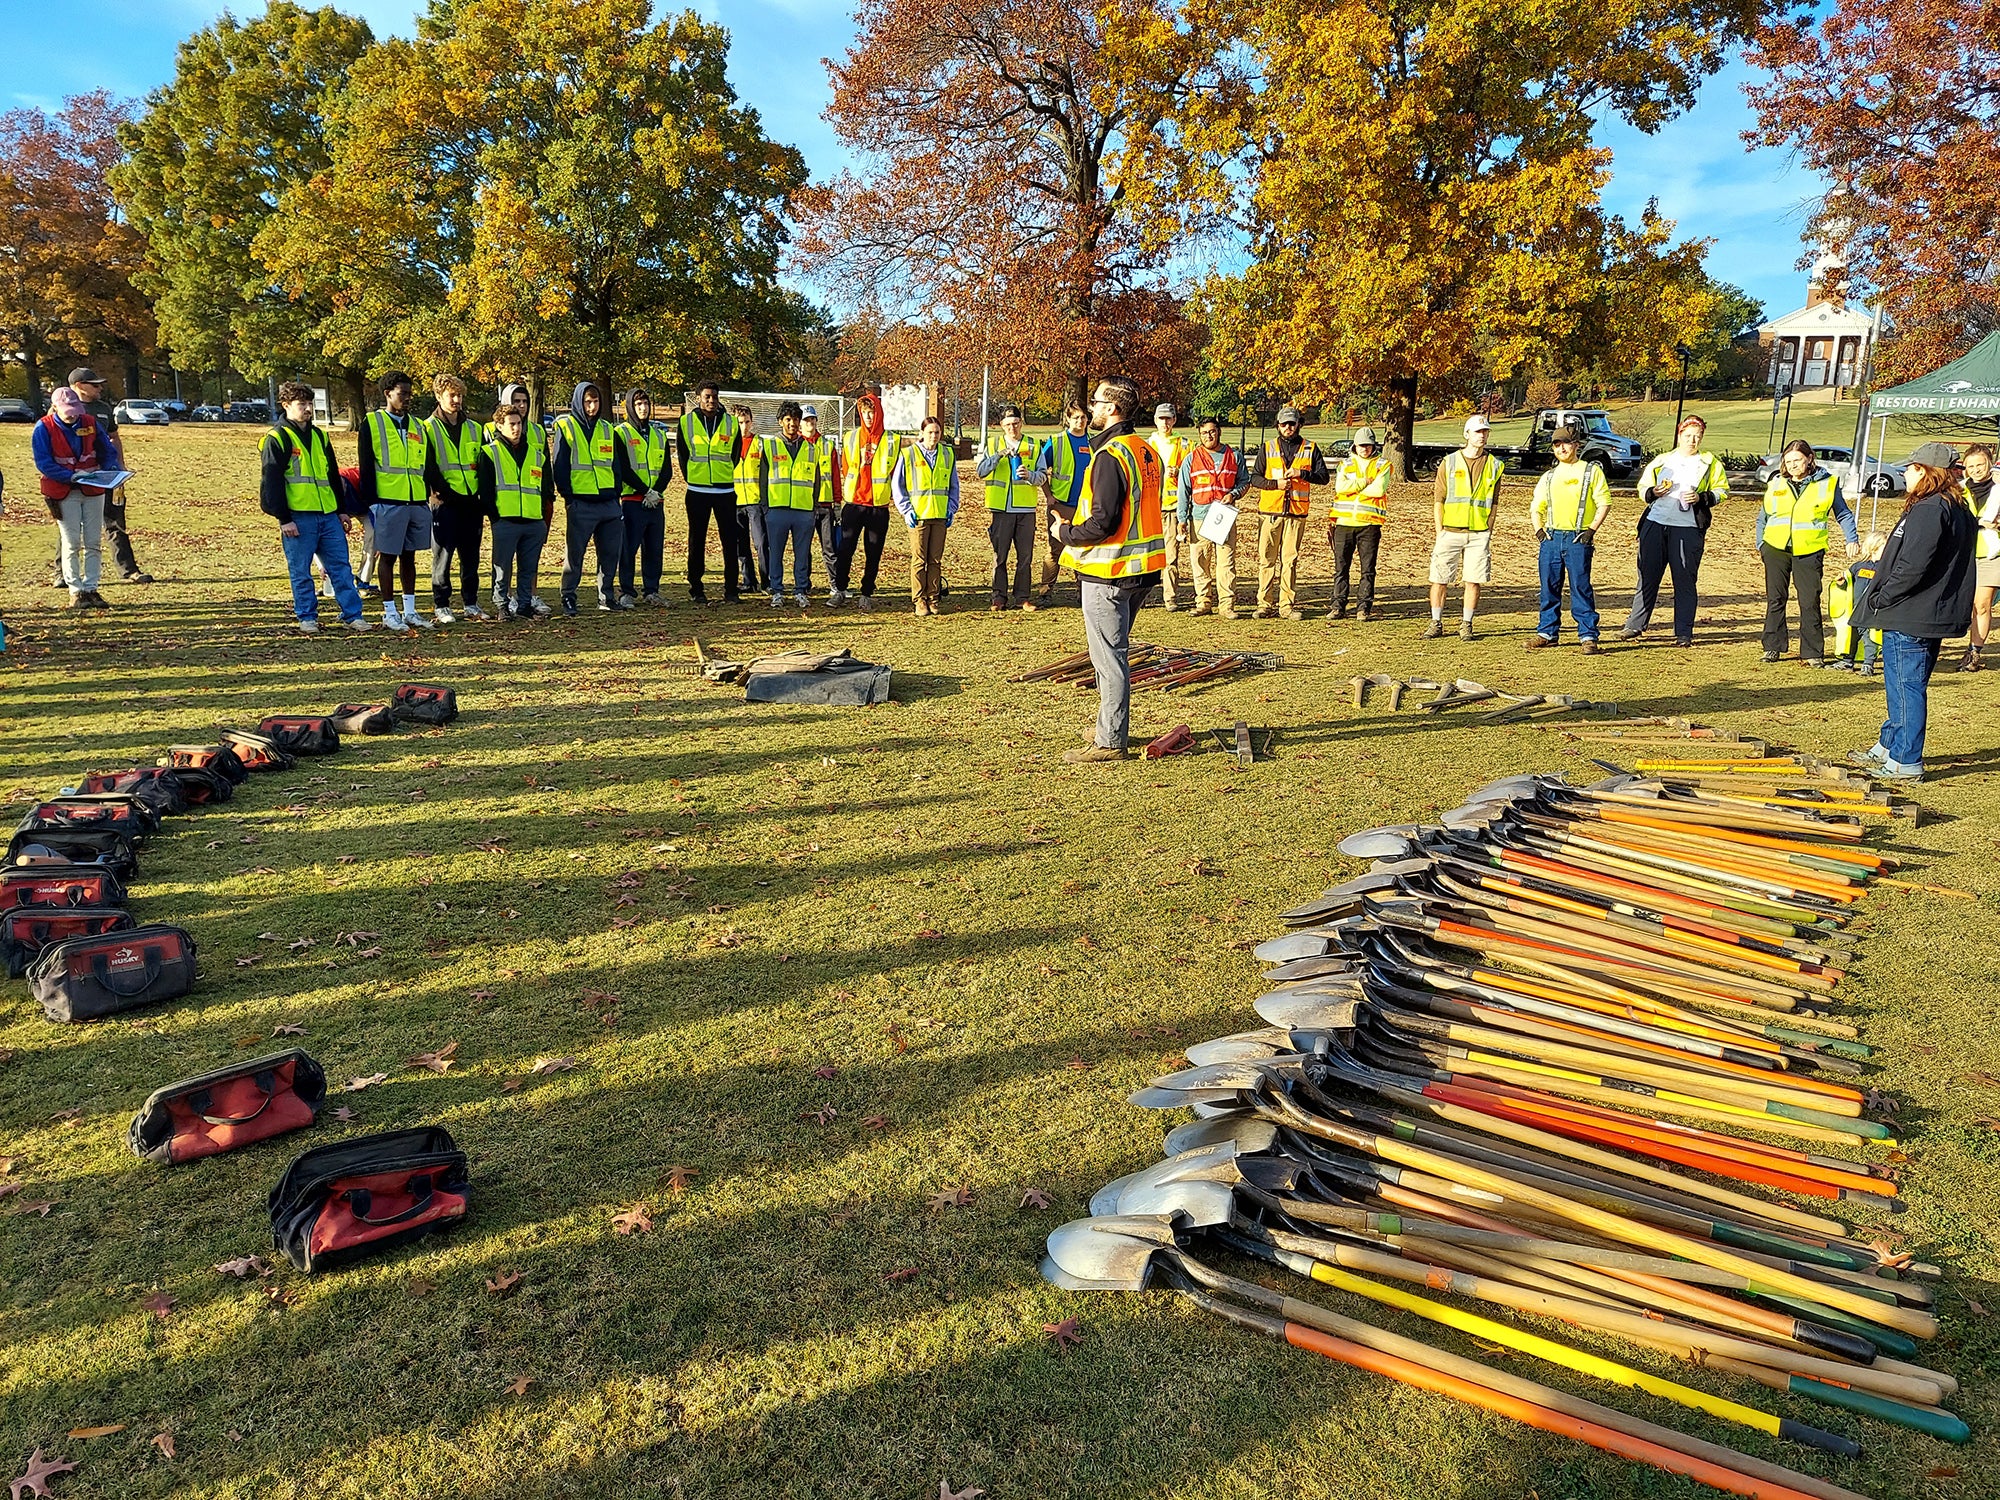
[486,426,548,522]
[679,409,739,489]
[1333,455,1390,526]
[734,437,764,507]
[1538,462,1609,531]
[368,410,429,502]
[1440,451,1502,531]
[1967,480,2000,560]
[424,413,481,499]
[1045,432,1085,500]
[766,435,825,511]
[1827,567,1881,659]
[553,413,618,497]
[983,431,1040,512]
[903,444,955,522]
[1760,473,1841,555]
[271,425,337,514]
[617,421,670,494]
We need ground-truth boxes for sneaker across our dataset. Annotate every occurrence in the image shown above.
[1761,650,1781,663]
[858,595,875,612]
[1330,606,1350,621]
[1673,638,1694,649]
[1164,600,1185,612]
[343,616,371,631]
[990,599,1007,612]
[122,571,153,584]
[1358,607,1375,622]
[382,602,406,630]
[1422,619,1444,639]
[643,593,665,607]
[1282,608,1305,621]
[84,591,113,610]
[722,592,741,605]
[1877,759,1924,782]
[358,583,381,597]
[618,593,637,608]
[689,587,709,604]
[68,595,90,611]
[1826,658,1853,672]
[1618,627,1644,642]
[1525,636,1555,650]
[435,606,458,625]
[1063,744,1131,764]
[1800,657,1824,669]
[1959,648,1983,672]
[1020,598,1039,613]
[1190,603,1213,617]
[1579,639,1600,655]
[406,610,435,630]
[1860,662,1876,677]
[770,594,784,609]
[532,595,551,617]
[296,618,322,634]
[828,588,845,606]
[793,592,809,608]
[561,597,578,618]
[1459,620,1475,641]
[1218,608,1238,621]
[1253,606,1277,620]
[1848,745,1888,768]
[463,604,489,620]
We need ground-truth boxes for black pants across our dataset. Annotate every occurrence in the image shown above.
[1330,524,1380,612]
[1762,545,1826,660]
[430,502,484,607]
[684,486,739,598]
[835,504,890,596]
[1623,519,1707,642]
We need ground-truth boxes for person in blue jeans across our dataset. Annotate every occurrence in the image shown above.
[1525,427,1612,654]
[1851,443,1975,782]
[258,382,368,634]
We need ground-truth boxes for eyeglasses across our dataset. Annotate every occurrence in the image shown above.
[1089,396,1116,409]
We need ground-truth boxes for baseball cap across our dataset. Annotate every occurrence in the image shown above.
[67,366,105,387]
[1463,414,1491,435]
[1352,427,1379,447]
[1155,403,1177,421]
[1907,441,1960,469]
[800,404,818,420]
[1275,406,1301,425]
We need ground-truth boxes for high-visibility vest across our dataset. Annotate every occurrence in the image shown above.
[1188,446,1239,510]
[1967,481,2000,560]
[36,414,104,498]
[424,413,481,499]
[367,409,429,502]
[269,424,337,514]
[1440,451,1502,531]
[1259,441,1316,516]
[903,443,955,521]
[983,431,1039,512]
[1639,450,1729,505]
[1827,566,1881,658]
[616,420,670,493]
[766,435,823,511]
[1045,431,1087,503]
[734,436,765,507]
[1148,431,1189,487]
[841,427,883,506]
[553,412,618,497]
[1332,455,1390,526]
[1063,434,1165,580]
[679,408,739,489]
[1760,472,1841,555]
[486,426,547,522]
[802,435,834,505]
[1538,462,1608,531]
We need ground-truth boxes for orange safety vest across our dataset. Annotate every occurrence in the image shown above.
[38,414,105,499]
[1188,446,1239,508]
[1063,434,1166,579]
[1259,440,1316,517]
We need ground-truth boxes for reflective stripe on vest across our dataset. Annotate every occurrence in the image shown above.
[368,410,428,502]
[276,425,337,514]
[37,414,102,499]
[424,414,480,498]
[1332,455,1390,526]
[617,421,669,493]
[486,426,547,521]
[842,427,880,505]
[1064,434,1166,579]
[983,432,1039,511]
[735,437,764,506]
[554,413,618,497]
[1542,463,1605,531]
[1189,446,1239,509]
[1260,442,1315,516]
[1761,473,1839,555]
[873,433,907,494]
[1441,451,1502,531]
[767,436,824,510]
[905,444,955,521]
[1046,433,1086,502]
[679,409,739,488]
[1967,481,2000,559]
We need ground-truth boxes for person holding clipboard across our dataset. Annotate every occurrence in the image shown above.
[32,386,128,611]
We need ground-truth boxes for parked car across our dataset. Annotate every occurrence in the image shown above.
[1753,445,1905,499]
[161,399,190,417]
[192,404,225,422]
[115,398,172,426]
[0,396,34,422]
[223,401,269,422]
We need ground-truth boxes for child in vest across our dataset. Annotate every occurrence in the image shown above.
[1828,533,1886,676]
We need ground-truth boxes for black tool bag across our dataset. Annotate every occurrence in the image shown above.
[17,797,161,841]
[257,716,341,756]
[220,729,297,773]
[329,703,396,736]
[163,744,251,785]
[1,905,134,977]
[76,768,191,817]
[269,1126,470,1273]
[131,1049,326,1164]
[29,923,199,1022]
[391,683,459,726]
[0,866,127,910]
[7,828,138,879]
[169,765,235,806]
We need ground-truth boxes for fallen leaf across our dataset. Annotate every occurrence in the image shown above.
[331,1106,356,1122]
[151,1431,175,1460]
[64,1426,124,1440]
[234,956,259,968]
[1961,1294,1989,1318]
[470,989,497,1002]
[1019,1188,1051,1210]
[531,1056,580,1075]
[337,854,357,864]
[811,1064,839,1080]
[485,1269,523,1297]
[266,1285,293,1308]
[287,937,315,951]
[0,1184,19,1200]
[505,1374,534,1396]
[407,1041,459,1074]
[9,1448,77,1497]
[272,1023,307,1037]
[1929,1466,1961,1479]
[15,1200,55,1216]
[345,1074,388,1092]
[407,1275,436,1297]
[357,946,384,959]
[614,894,639,908]
[0,1158,16,1174]
[214,1255,271,1278]
[885,1267,920,1282]
[806,1103,837,1126]
[140,1290,176,1320]
[610,917,639,929]
[47,1108,82,1122]
[928,1185,972,1212]
[500,1079,522,1093]
[613,1203,653,1235]
[886,1023,909,1054]
[666,1164,698,1193]
[862,1115,889,1130]
[1042,1315,1084,1348]
[1066,1058,1093,1071]
[938,1483,984,1500]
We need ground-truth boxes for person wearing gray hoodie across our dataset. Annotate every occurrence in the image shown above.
[551,379,635,614]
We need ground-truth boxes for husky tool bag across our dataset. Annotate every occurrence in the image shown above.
[0,866,126,910]
[220,729,297,773]
[29,923,199,1022]
[329,703,395,736]
[162,743,250,785]
[269,1126,469,1273]
[256,715,340,756]
[168,765,235,806]
[77,768,190,817]
[18,797,161,841]
[390,683,458,726]
[131,1049,326,1165]
[7,828,138,879]
[2,906,133,977]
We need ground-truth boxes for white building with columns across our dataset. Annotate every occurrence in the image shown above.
[1756,251,1877,396]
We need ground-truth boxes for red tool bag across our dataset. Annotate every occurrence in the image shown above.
[162,743,250,785]
[7,829,138,879]
[256,716,341,756]
[219,729,297,773]
[391,683,458,725]
[1,906,133,977]
[76,768,192,816]
[130,1049,326,1165]
[268,1127,470,1273]
[29,923,199,1022]
[329,704,395,736]
[17,797,160,840]
[0,866,126,910]
[167,765,235,806]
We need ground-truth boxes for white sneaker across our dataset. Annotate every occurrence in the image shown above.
[406,610,435,630]
[435,606,458,625]
[531,596,551,617]
[344,616,371,632]
[463,604,489,620]
[382,602,406,631]
[858,595,875,612]
[793,592,810,608]
[296,618,322,634]
[769,594,784,608]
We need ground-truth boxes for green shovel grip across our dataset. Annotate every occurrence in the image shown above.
[1712,1221,1868,1271]
[1788,1375,1971,1444]
[1767,1100,1895,1139]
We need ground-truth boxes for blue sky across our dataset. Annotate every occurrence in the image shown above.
[4,0,1824,324]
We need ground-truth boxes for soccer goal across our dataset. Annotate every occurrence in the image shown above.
[690,390,852,440]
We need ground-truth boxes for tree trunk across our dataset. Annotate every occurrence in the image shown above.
[343,371,367,428]
[1384,373,1419,481]
[23,331,43,413]
[1642,381,1656,405]
[122,353,142,401]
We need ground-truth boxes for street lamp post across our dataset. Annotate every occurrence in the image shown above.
[1671,343,1693,434]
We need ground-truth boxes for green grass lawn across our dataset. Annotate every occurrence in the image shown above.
[3,425,2000,1499]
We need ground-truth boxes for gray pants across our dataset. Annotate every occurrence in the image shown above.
[491,518,545,613]
[1081,578,1142,750]
[560,499,623,605]
[55,488,105,594]
[989,509,1037,604]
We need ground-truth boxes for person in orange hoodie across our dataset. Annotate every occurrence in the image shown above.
[833,391,902,610]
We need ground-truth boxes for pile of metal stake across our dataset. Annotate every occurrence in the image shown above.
[1047,765,1957,1500]
[1012,643,1282,693]
[1351,672,1617,720]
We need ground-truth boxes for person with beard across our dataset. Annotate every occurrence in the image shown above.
[1250,406,1327,619]
[551,379,636,614]
[615,386,674,606]
[675,380,741,601]
[423,373,489,623]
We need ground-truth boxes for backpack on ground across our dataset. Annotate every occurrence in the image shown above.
[391,684,459,726]
[220,729,297,773]
[130,1049,326,1164]
[0,866,127,910]
[162,744,250,785]
[268,1126,470,1273]
[256,716,341,756]
[329,704,396,736]
[7,828,138,880]
[28,923,199,1022]
[1,906,134,977]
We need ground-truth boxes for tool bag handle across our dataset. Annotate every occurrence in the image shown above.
[187,1070,277,1126]
[89,949,164,997]
[343,1177,436,1227]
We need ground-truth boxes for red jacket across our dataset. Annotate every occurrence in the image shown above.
[37,413,104,500]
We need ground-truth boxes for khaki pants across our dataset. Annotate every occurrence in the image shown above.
[1039,503,1072,592]
[1257,513,1305,611]
[1190,527,1238,613]
[909,516,949,609]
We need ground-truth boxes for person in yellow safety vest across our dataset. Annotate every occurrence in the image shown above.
[258,380,368,633]
[614,386,675,608]
[892,414,959,616]
[1036,403,1092,603]
[1826,532,1884,676]
[551,379,636,616]
[762,400,826,607]
[1178,417,1251,617]
[1148,403,1192,609]
[801,405,842,602]
[727,404,767,598]
[1249,404,1328,618]
[1620,413,1730,646]
[1427,414,1503,640]
[1329,426,1390,620]
[1054,375,1166,762]
[835,391,899,609]
[1957,444,1998,671]
[675,380,743,602]
[976,405,1048,611]
[423,373,490,624]
[359,370,434,632]
[1756,438,1859,666]
[477,399,553,622]
[1526,426,1612,653]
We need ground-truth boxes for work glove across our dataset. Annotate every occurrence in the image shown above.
[1577,528,1596,546]
[643,488,663,509]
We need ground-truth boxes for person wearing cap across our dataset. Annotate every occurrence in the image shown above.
[1035,403,1092,604]
[1147,403,1192,609]
[1527,425,1611,653]
[835,390,899,610]
[1850,442,1975,781]
[801,406,843,599]
[64,367,151,585]
[1755,439,1857,666]
[1427,414,1502,638]
[33,385,116,610]
[359,371,434,632]
[1328,426,1390,620]
[259,380,369,633]
[1179,417,1251,617]
[675,381,742,602]
[615,386,674,606]
[1250,406,1327,619]
[976,405,1047,610]
[423,374,489,624]
[1619,413,1729,647]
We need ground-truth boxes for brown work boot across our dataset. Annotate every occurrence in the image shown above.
[1525,635,1555,650]
[1282,608,1305,621]
[1422,619,1444,639]
[1459,619,1475,641]
[1063,744,1131,764]
[1358,607,1374,622]
[1580,639,1600,655]
[1253,606,1277,619]
[1190,602,1213,617]
[1218,607,1238,620]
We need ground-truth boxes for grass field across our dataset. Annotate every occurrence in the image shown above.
[3,423,1999,1500]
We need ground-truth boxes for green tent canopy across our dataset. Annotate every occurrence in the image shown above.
[1869,331,2000,415]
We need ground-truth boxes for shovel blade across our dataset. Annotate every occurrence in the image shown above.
[1338,827,1418,859]
[1164,1114,1280,1157]
[1184,1031,1293,1067]
[1254,931,1330,963]
[1112,1177,1235,1226]
[1126,1085,1248,1109]
[1254,992,1360,1030]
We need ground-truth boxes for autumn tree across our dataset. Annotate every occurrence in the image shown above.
[0,92,155,407]
[1746,0,2000,380]
[1120,0,1764,472]
[796,0,1232,411]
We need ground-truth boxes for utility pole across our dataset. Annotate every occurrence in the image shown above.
[1671,343,1693,434]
